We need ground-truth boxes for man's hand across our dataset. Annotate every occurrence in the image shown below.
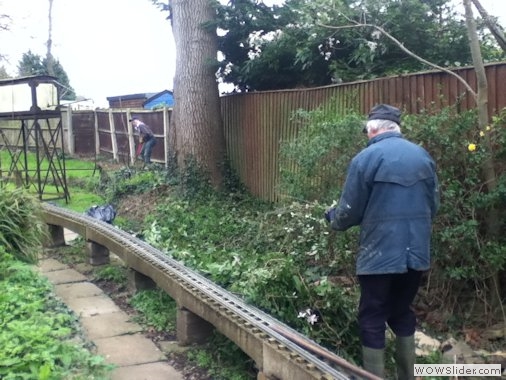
[324,207,336,223]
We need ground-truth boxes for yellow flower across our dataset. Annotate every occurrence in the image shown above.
[468,143,477,152]
[486,126,491,131]
[479,131,485,137]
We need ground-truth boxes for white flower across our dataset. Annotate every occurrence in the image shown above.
[366,41,378,52]
[371,30,381,39]
[298,308,319,325]
[297,309,309,318]
[307,314,319,325]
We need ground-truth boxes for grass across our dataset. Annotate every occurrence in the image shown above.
[1,151,106,212]
[0,151,97,179]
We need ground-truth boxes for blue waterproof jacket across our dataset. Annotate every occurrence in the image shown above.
[331,132,439,275]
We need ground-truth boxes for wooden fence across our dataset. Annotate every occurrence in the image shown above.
[221,62,506,201]
[62,108,170,166]
[58,61,506,201]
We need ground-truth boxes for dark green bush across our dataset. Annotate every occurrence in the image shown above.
[279,108,365,203]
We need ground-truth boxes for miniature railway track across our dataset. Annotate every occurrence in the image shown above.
[42,203,379,380]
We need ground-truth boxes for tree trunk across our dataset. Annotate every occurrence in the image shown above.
[463,0,501,307]
[46,0,55,76]
[470,0,506,52]
[171,0,226,188]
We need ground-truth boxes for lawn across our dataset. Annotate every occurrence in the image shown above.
[0,151,106,212]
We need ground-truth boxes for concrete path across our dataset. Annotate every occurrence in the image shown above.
[37,230,184,380]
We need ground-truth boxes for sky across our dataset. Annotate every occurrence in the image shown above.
[0,0,504,108]
[1,0,176,108]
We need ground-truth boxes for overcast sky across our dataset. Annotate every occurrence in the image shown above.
[2,0,176,108]
[0,0,504,108]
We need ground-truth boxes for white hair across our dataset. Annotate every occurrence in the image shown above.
[365,119,401,134]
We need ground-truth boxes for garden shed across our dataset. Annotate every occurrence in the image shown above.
[106,92,156,109]
[143,90,174,109]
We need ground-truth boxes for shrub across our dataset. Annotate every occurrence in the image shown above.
[279,103,506,325]
[279,108,365,203]
[0,188,47,263]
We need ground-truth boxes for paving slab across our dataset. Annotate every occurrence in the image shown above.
[55,282,104,299]
[36,257,186,379]
[64,294,122,317]
[42,268,88,284]
[37,258,68,272]
[81,312,143,339]
[94,334,166,366]
[111,362,184,380]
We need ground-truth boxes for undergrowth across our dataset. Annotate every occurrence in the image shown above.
[129,289,177,332]
[186,332,256,380]
[0,248,113,379]
[143,190,362,363]
[0,188,47,263]
[115,104,506,371]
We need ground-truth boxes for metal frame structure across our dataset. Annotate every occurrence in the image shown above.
[0,75,69,203]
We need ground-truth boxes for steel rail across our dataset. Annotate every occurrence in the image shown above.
[42,203,380,380]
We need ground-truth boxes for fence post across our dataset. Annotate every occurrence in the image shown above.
[65,107,75,155]
[163,106,169,169]
[126,109,136,165]
[108,109,119,162]
[94,110,100,156]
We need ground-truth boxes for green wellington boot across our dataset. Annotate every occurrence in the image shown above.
[362,346,385,378]
[395,335,415,380]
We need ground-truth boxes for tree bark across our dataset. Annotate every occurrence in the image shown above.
[463,0,501,307]
[171,0,226,188]
[470,0,506,52]
[46,0,55,77]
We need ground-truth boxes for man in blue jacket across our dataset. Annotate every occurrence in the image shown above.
[325,104,439,379]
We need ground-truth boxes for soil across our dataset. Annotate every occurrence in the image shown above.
[116,184,170,223]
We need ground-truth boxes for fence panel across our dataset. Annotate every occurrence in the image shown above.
[72,111,96,156]
[221,62,506,201]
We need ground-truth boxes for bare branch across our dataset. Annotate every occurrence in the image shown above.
[318,22,477,100]
[0,14,11,34]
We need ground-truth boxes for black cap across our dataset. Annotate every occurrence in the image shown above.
[367,104,401,124]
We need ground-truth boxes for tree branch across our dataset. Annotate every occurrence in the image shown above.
[318,22,477,100]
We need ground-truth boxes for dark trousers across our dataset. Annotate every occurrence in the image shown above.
[358,269,423,349]
[141,137,156,164]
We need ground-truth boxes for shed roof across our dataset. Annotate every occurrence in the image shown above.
[143,89,173,105]
[106,92,157,102]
